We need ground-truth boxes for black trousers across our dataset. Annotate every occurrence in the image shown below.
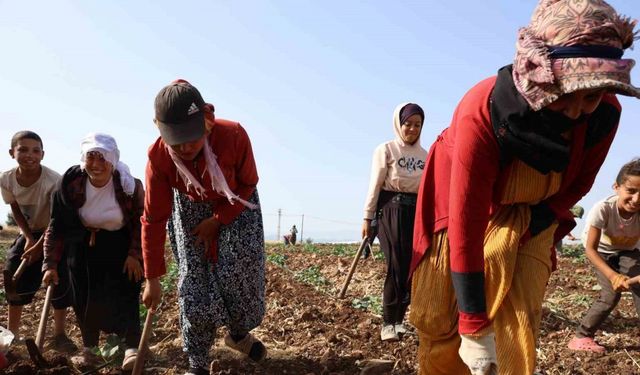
[376,191,416,324]
[66,228,142,348]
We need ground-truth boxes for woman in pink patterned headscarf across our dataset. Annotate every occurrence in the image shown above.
[409,1,639,374]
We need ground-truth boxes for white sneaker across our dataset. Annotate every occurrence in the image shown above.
[380,324,399,341]
[394,323,407,335]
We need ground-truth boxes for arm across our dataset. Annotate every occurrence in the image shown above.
[141,159,173,279]
[42,185,67,271]
[122,179,145,282]
[583,199,629,291]
[362,145,387,238]
[22,234,45,265]
[214,125,259,225]
[10,201,43,264]
[141,155,175,310]
[128,179,145,261]
[584,226,614,279]
[448,114,500,335]
[584,225,627,291]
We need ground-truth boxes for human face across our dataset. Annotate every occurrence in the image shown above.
[169,136,206,161]
[400,114,422,145]
[615,175,640,217]
[9,138,44,173]
[84,151,113,187]
[544,89,605,120]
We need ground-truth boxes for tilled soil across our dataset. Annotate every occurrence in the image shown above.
[1,228,640,374]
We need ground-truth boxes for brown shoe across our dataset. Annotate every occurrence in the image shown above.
[224,333,267,361]
[50,334,78,353]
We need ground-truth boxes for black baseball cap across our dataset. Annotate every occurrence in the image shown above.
[154,80,206,146]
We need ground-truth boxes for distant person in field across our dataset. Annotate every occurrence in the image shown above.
[42,133,144,371]
[142,80,266,375]
[409,0,640,374]
[568,158,640,353]
[0,130,75,352]
[362,103,427,341]
[284,224,298,245]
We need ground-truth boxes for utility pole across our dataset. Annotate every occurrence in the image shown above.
[276,208,282,241]
[300,214,304,243]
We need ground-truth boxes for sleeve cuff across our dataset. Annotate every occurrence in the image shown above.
[144,262,167,279]
[458,311,491,335]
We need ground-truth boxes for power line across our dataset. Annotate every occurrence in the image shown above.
[303,215,360,226]
[265,211,360,226]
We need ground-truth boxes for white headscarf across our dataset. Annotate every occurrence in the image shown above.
[80,132,136,196]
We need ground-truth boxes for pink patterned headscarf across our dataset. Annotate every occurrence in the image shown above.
[513,0,640,110]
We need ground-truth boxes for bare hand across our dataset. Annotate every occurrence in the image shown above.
[43,269,59,286]
[609,273,629,292]
[362,220,372,239]
[191,216,221,259]
[22,241,43,265]
[122,255,143,282]
[142,278,162,311]
[24,237,36,251]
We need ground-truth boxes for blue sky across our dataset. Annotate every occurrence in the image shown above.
[0,0,638,242]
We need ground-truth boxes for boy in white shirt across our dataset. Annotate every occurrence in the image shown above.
[1,131,76,352]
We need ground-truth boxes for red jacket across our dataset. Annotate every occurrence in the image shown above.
[141,119,258,279]
[411,76,620,334]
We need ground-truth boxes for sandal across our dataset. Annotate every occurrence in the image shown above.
[121,348,138,371]
[224,333,267,361]
[567,336,605,353]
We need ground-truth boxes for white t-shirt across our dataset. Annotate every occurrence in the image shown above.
[0,165,60,232]
[583,195,640,254]
[78,177,124,231]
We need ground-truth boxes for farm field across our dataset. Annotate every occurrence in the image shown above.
[1,226,640,374]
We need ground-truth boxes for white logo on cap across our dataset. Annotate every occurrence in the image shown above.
[188,103,200,115]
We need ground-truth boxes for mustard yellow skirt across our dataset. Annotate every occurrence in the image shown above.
[410,204,556,375]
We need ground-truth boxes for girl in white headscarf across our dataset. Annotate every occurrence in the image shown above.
[42,133,145,371]
[362,103,427,341]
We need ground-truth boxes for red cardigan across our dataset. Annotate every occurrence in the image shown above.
[411,76,620,334]
[141,119,258,279]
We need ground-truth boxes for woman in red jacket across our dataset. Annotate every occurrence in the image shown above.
[409,1,640,374]
[141,80,266,375]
